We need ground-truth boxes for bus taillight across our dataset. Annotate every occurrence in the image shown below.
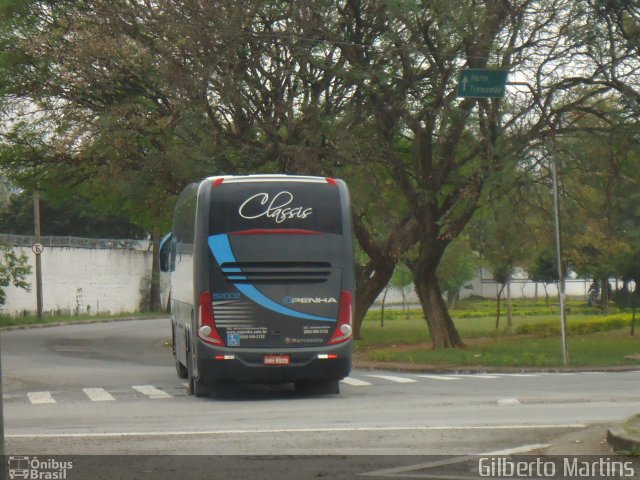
[328,290,353,345]
[198,291,224,346]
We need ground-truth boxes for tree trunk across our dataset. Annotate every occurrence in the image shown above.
[351,216,419,339]
[496,283,505,330]
[380,285,389,327]
[401,285,408,319]
[354,261,395,339]
[412,260,464,349]
[149,230,162,312]
[602,277,609,314]
[506,280,512,329]
[632,273,639,337]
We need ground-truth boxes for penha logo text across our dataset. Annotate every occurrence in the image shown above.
[239,191,312,224]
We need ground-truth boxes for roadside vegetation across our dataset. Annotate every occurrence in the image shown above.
[0,311,157,328]
[357,298,640,368]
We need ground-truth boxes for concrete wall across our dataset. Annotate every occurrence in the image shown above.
[374,267,593,305]
[2,243,167,316]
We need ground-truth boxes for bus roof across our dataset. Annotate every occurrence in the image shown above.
[204,174,336,185]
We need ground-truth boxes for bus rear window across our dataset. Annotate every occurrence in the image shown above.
[210,181,342,235]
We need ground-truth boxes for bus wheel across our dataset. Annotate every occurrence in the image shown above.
[294,379,340,395]
[175,360,188,379]
[187,355,210,398]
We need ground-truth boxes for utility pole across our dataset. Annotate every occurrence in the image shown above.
[551,159,569,366]
[34,190,43,321]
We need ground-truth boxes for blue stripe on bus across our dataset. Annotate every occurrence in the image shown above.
[208,234,334,322]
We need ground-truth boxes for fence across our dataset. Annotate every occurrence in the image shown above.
[0,234,151,251]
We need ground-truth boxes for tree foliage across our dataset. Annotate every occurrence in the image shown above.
[1,0,638,343]
[436,235,480,307]
[0,243,30,305]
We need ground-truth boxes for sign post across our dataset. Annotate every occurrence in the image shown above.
[457,69,509,98]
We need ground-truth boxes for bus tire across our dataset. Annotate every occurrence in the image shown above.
[187,354,209,397]
[175,360,188,379]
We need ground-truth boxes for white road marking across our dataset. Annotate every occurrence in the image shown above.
[449,374,499,379]
[132,385,172,399]
[361,443,551,478]
[5,424,585,439]
[82,388,115,402]
[341,377,373,386]
[365,375,417,384]
[27,391,56,405]
[480,443,550,455]
[493,373,539,378]
[416,375,460,381]
[497,398,521,406]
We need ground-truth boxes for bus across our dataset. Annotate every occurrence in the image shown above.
[160,174,354,396]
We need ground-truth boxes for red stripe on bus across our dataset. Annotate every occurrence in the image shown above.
[229,229,322,236]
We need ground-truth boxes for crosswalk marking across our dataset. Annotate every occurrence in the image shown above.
[341,377,373,386]
[10,371,616,405]
[27,391,56,404]
[365,374,417,384]
[416,375,460,381]
[498,398,521,406]
[82,388,116,402]
[132,385,172,399]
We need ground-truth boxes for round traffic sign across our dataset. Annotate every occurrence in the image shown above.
[32,243,44,255]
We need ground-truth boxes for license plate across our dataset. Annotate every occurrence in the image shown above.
[263,355,290,366]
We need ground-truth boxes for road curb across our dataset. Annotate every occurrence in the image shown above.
[607,416,640,454]
[352,359,640,374]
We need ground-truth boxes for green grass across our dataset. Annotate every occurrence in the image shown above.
[363,332,640,368]
[0,311,159,328]
[358,299,640,368]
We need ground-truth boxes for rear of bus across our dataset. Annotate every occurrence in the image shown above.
[195,175,354,386]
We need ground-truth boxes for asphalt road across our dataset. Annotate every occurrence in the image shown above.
[2,318,639,478]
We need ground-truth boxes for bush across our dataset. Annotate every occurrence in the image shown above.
[516,315,630,337]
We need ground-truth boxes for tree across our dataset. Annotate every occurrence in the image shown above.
[436,235,480,308]
[558,105,640,313]
[0,190,146,239]
[0,0,421,323]
[322,0,614,347]
[389,263,414,317]
[528,250,559,306]
[470,185,532,330]
[0,243,30,306]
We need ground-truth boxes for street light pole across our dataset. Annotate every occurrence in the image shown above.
[508,81,568,366]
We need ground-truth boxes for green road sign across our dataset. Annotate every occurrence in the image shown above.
[457,69,508,98]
